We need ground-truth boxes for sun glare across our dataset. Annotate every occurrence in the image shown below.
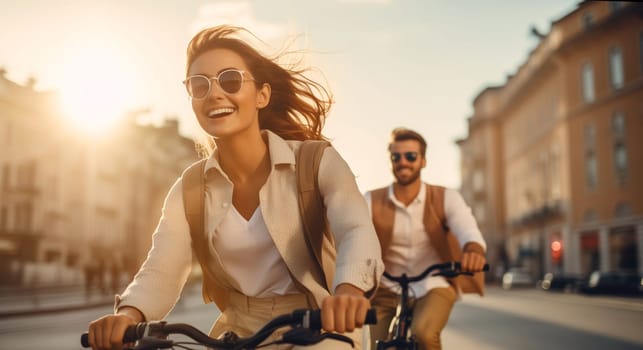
[54,41,143,135]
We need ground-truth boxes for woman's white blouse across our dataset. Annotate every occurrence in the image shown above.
[116,130,383,321]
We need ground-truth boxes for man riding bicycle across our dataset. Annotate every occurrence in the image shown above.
[364,128,487,349]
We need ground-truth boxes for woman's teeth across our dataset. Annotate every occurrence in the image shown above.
[208,108,235,118]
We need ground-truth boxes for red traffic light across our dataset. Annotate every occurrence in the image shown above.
[551,240,562,263]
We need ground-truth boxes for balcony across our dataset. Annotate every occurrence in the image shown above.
[510,200,564,229]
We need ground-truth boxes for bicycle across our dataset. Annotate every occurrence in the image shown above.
[374,261,489,350]
[81,308,377,349]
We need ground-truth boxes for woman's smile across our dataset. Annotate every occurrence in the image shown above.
[207,107,236,119]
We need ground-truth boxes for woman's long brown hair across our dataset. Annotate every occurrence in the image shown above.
[186,25,333,155]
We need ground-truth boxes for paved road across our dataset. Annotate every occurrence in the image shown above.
[1,285,641,349]
[442,287,643,350]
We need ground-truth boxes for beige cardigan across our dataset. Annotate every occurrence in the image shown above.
[116,130,383,320]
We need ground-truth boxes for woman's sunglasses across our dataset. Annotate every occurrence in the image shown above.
[183,69,255,99]
[390,152,419,163]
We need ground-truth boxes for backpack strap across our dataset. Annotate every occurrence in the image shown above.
[181,159,228,305]
[296,140,334,291]
[182,160,206,246]
[426,184,485,295]
[370,187,395,257]
[424,185,456,262]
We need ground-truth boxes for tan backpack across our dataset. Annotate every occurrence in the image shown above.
[181,140,336,298]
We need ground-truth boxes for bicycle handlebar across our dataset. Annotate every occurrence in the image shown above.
[383,261,490,284]
[81,308,377,349]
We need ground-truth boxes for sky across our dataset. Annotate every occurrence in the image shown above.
[0,0,580,192]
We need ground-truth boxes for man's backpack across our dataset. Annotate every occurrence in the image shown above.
[181,140,335,294]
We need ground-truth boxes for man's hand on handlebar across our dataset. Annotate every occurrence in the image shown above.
[321,283,370,334]
[461,242,487,273]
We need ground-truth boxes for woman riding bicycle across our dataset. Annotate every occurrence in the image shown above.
[86,25,383,350]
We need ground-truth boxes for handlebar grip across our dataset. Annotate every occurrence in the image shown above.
[308,308,377,330]
[123,324,142,343]
[80,333,89,348]
[80,324,143,348]
[483,263,490,272]
[365,308,377,325]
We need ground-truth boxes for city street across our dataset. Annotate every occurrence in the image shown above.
[1,285,641,349]
[442,287,643,350]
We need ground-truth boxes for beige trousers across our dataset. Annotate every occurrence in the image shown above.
[369,286,456,350]
[209,291,362,350]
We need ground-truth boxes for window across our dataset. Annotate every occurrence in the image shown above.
[612,112,627,183]
[584,124,596,148]
[16,161,37,190]
[582,63,595,103]
[609,226,637,270]
[584,123,598,191]
[614,202,632,218]
[614,144,628,180]
[612,112,626,137]
[586,152,598,191]
[609,47,624,89]
[583,209,597,223]
[580,231,599,274]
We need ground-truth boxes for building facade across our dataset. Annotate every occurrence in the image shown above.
[457,1,643,281]
[0,72,198,287]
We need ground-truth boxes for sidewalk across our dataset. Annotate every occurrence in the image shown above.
[0,284,116,318]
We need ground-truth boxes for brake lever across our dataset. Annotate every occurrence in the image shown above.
[320,332,355,348]
[280,328,354,348]
[132,337,174,350]
[280,328,321,346]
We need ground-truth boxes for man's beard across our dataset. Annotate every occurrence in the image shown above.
[394,167,421,186]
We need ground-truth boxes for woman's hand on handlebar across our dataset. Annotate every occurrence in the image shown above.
[321,283,370,334]
[87,306,143,350]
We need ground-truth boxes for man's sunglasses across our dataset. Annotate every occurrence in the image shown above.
[183,69,255,99]
[390,152,419,163]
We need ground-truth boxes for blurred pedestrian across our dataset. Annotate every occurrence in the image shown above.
[83,260,96,299]
[110,262,121,294]
[96,258,106,295]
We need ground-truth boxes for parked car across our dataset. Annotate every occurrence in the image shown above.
[578,270,643,296]
[540,272,583,292]
[502,267,535,290]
